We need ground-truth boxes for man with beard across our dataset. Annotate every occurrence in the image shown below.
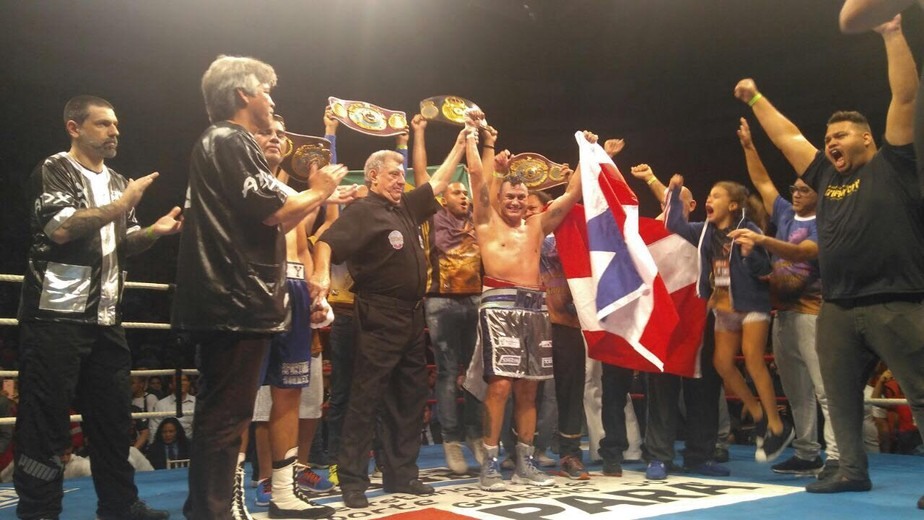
[467,124,586,492]
[734,16,924,506]
[15,95,179,520]
[410,114,485,474]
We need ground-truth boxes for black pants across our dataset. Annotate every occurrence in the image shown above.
[817,299,924,480]
[184,332,268,520]
[338,295,428,493]
[15,322,137,520]
[325,312,354,465]
[645,314,721,467]
[551,324,586,459]
[599,363,635,463]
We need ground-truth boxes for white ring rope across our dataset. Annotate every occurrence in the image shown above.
[0,410,182,427]
[0,274,171,291]
[0,271,912,424]
[0,318,170,329]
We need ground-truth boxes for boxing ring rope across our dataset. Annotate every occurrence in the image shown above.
[0,274,172,292]
[0,273,912,428]
[0,275,194,427]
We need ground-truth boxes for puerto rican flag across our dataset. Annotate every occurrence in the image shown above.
[554,132,705,377]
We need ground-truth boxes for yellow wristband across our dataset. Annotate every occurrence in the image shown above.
[396,144,408,150]
[145,227,157,239]
[748,93,764,107]
[646,176,658,186]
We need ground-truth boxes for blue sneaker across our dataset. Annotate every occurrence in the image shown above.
[646,461,668,480]
[685,460,731,477]
[254,478,271,507]
[296,466,334,493]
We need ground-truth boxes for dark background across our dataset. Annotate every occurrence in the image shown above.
[0,0,919,290]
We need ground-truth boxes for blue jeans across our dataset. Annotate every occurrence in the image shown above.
[424,295,482,442]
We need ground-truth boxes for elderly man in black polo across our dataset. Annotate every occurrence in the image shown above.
[311,127,471,509]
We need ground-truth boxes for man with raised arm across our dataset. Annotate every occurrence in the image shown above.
[733,16,924,503]
[309,128,468,509]
[840,0,922,33]
[468,123,585,492]
[728,118,837,480]
[620,163,728,481]
[409,113,486,474]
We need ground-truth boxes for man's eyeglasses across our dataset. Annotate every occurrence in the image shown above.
[789,185,812,195]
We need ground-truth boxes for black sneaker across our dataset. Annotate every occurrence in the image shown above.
[918,494,924,510]
[714,446,730,463]
[757,420,794,463]
[342,490,368,509]
[771,455,823,476]
[96,500,170,520]
[805,475,872,493]
[602,459,622,477]
[269,502,334,519]
[684,460,730,477]
[754,415,768,448]
[817,459,839,481]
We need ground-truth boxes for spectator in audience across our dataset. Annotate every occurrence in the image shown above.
[146,376,166,400]
[132,375,160,415]
[150,374,195,442]
[420,404,443,446]
[129,404,150,452]
[147,418,191,470]
[873,368,923,454]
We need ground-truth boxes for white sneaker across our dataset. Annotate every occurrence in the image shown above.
[443,441,468,474]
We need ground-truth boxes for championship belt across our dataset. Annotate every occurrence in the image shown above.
[507,152,568,190]
[280,132,332,182]
[328,96,408,136]
[419,95,481,126]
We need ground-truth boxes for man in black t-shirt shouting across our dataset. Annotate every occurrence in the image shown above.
[733,16,924,506]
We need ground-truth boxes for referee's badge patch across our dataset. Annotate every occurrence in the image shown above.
[388,230,404,249]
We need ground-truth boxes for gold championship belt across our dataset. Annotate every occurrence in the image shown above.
[507,152,569,190]
[419,95,482,126]
[328,96,408,136]
[279,132,332,182]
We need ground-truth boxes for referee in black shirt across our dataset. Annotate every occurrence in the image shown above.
[312,128,470,508]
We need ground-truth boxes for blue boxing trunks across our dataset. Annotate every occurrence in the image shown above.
[263,262,312,387]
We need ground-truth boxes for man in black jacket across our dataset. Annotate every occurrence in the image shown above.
[15,95,179,520]
[172,55,345,519]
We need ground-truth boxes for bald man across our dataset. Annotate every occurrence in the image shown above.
[625,163,728,480]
